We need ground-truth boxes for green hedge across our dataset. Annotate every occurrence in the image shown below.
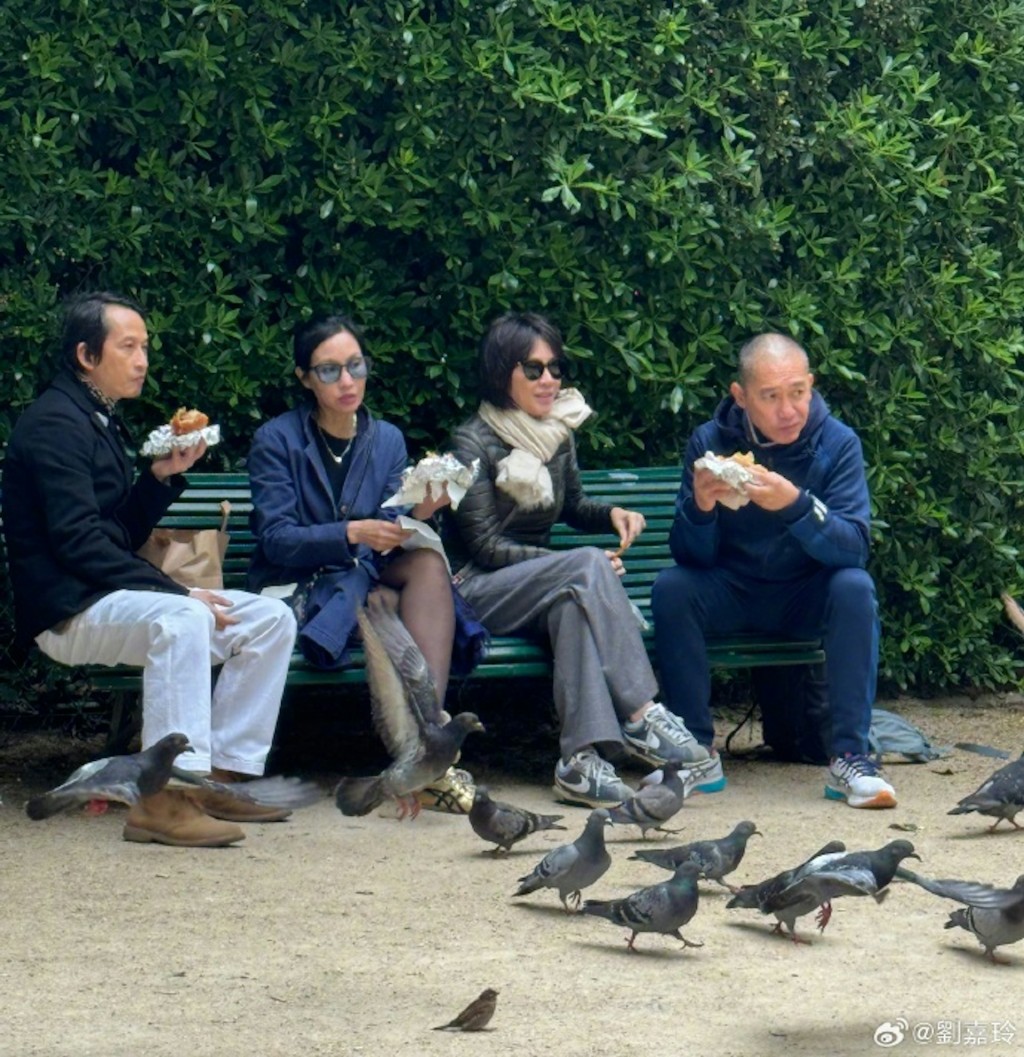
[3,0,1024,692]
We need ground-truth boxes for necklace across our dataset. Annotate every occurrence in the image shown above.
[316,417,357,464]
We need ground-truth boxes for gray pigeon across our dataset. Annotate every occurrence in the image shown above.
[948,755,1024,831]
[898,869,1024,963]
[513,808,612,911]
[606,762,691,837]
[582,860,703,952]
[25,732,192,819]
[335,592,485,818]
[469,786,566,853]
[770,839,921,934]
[726,840,848,943]
[167,769,323,821]
[630,820,761,891]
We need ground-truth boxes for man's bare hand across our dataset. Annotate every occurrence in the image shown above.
[693,466,743,512]
[743,467,801,511]
[610,506,646,552]
[188,588,239,630]
[151,439,208,482]
[347,518,414,552]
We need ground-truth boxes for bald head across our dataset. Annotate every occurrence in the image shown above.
[738,333,809,386]
[731,333,814,445]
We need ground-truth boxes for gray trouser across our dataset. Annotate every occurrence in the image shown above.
[456,547,658,759]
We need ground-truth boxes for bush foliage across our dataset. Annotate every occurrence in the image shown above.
[2,0,1024,692]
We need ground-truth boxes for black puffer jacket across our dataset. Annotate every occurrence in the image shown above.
[442,413,614,575]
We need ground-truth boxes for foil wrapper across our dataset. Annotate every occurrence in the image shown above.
[382,452,479,510]
[694,451,755,510]
[141,423,221,458]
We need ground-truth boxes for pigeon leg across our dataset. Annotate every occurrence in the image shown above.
[625,932,639,953]
[787,927,812,946]
[678,935,704,950]
[815,901,834,932]
[84,799,110,816]
[567,890,582,912]
[988,950,1012,965]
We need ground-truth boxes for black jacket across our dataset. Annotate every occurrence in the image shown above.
[442,412,613,575]
[3,374,187,645]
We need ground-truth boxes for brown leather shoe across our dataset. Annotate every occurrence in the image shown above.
[123,790,245,847]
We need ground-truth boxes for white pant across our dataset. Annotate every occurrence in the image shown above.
[36,590,297,775]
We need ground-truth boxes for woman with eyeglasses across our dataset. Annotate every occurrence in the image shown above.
[246,313,486,812]
[442,312,717,809]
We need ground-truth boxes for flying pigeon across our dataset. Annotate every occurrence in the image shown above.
[513,808,612,911]
[433,988,499,1031]
[768,839,921,934]
[631,820,761,891]
[469,786,566,853]
[726,840,848,943]
[948,755,1024,831]
[166,769,322,821]
[25,732,192,820]
[898,869,1024,963]
[606,762,692,837]
[334,592,484,818]
[582,860,703,953]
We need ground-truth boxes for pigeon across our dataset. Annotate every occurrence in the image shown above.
[433,988,499,1031]
[334,592,485,818]
[468,786,566,853]
[25,732,192,819]
[513,808,612,911]
[630,820,761,891]
[726,840,848,943]
[582,860,703,953]
[948,755,1024,831]
[769,839,921,934]
[166,769,323,819]
[606,761,691,837]
[898,869,1024,963]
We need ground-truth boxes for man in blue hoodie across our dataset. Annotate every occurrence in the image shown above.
[651,332,895,809]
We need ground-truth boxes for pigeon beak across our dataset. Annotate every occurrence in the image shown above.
[183,744,196,754]
[909,852,922,861]
[472,719,486,733]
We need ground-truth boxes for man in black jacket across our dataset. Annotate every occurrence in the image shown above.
[3,292,297,846]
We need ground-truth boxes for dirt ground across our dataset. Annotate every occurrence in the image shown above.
[2,692,1023,1057]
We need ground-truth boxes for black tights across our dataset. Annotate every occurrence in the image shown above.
[377,549,454,707]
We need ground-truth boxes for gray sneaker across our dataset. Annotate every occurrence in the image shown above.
[622,703,710,767]
[553,749,634,808]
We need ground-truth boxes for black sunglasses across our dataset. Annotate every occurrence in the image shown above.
[519,358,566,381]
[308,356,371,383]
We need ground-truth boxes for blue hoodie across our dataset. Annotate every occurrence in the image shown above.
[668,390,870,582]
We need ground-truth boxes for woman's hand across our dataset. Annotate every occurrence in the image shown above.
[188,588,239,630]
[347,518,414,552]
[410,481,451,521]
[151,439,208,482]
[610,506,646,551]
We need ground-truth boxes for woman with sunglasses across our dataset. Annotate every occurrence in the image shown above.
[246,313,486,812]
[443,312,718,809]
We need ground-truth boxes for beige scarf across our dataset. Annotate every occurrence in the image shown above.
[478,388,593,510]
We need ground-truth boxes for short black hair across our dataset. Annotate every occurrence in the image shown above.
[59,291,146,375]
[293,313,368,372]
[478,311,565,409]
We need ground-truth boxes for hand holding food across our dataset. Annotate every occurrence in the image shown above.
[693,450,758,510]
[141,406,221,458]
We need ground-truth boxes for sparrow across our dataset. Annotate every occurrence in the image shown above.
[433,988,499,1031]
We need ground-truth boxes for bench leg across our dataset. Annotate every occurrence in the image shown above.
[105,690,141,755]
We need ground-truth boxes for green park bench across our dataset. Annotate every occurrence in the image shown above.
[70,467,824,745]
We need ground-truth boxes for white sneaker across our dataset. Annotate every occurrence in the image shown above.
[622,703,710,767]
[687,750,727,794]
[824,754,897,809]
[553,749,634,808]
